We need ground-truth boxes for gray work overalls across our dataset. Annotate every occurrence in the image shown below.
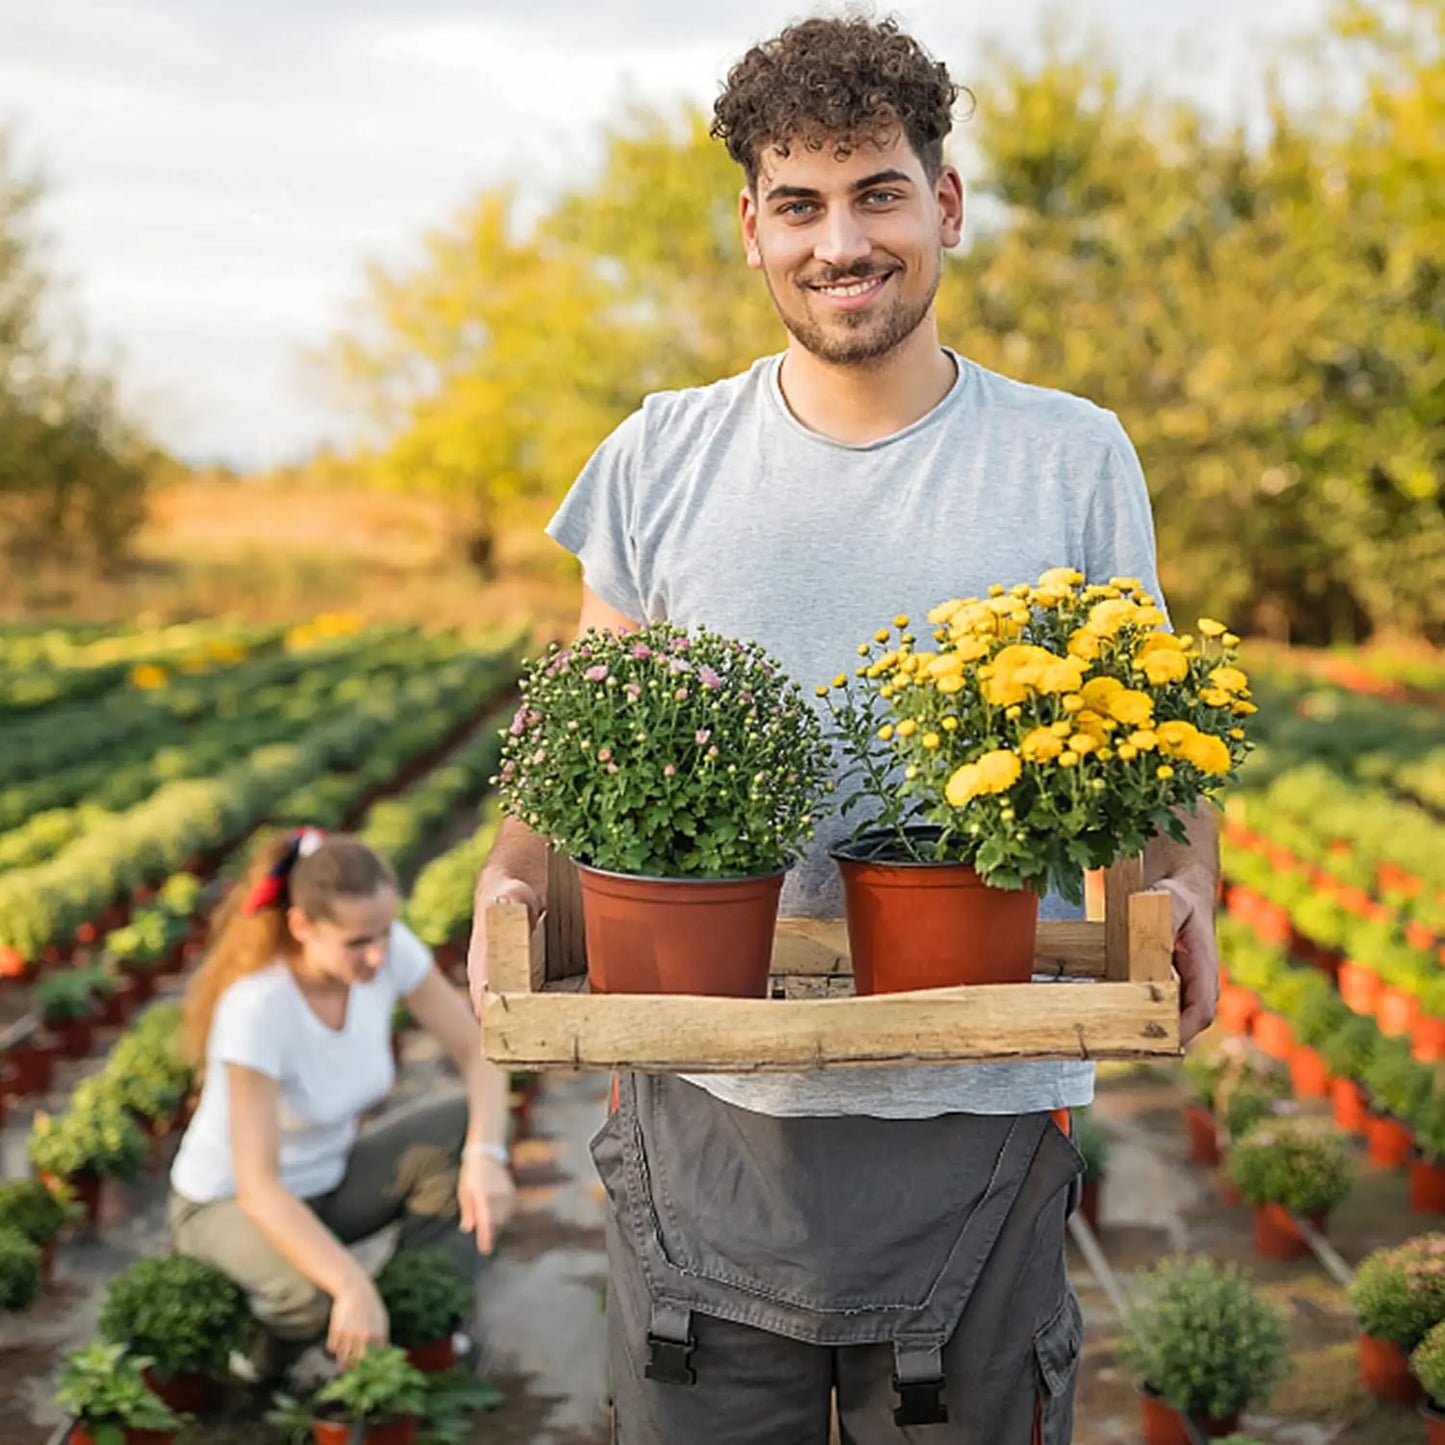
[596,1072,1086,1443]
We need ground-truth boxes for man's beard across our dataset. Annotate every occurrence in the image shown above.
[762,260,939,367]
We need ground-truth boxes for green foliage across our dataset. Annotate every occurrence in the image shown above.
[1292,986,1351,1049]
[1071,1108,1109,1182]
[27,1079,147,1182]
[1319,1015,1381,1080]
[33,968,95,1021]
[0,1226,41,1312]
[312,1343,429,1423]
[1120,1255,1290,1420]
[498,625,831,878]
[375,1247,474,1347]
[102,1008,193,1122]
[1412,1318,1445,1408]
[98,1253,253,1379]
[1361,1038,1431,1119]
[1227,1119,1353,1215]
[54,1341,186,1436]
[1349,1234,1445,1351]
[0,1177,79,1245]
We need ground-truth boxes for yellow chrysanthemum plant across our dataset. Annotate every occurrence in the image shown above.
[820,569,1255,906]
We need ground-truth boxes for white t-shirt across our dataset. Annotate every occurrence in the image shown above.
[170,921,434,1203]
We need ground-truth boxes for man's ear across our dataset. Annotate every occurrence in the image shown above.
[938,165,965,250]
[740,185,763,270]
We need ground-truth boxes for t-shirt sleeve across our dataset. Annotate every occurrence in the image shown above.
[1082,414,1171,625]
[544,408,648,622]
[387,921,434,996]
[212,981,287,1080]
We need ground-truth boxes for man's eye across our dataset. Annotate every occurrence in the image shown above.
[779,202,816,218]
[864,190,902,205]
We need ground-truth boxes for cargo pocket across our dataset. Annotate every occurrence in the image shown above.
[1032,1288,1083,1444]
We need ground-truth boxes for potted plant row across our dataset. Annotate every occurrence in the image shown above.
[1413,1319,1445,1445]
[1348,1233,1445,1405]
[268,1343,430,1445]
[374,1246,474,1375]
[0,1177,80,1288]
[28,1077,148,1228]
[0,1226,42,1314]
[54,1341,189,1444]
[1226,1118,1352,1260]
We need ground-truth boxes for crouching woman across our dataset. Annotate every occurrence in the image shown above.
[168,829,514,1365]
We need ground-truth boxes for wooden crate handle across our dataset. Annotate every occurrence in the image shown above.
[545,849,588,982]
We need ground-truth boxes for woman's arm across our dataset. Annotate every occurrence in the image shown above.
[228,1063,387,1361]
[404,966,516,1251]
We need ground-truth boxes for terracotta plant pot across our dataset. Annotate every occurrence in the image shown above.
[1423,1401,1445,1445]
[95,983,133,1030]
[119,964,157,1004]
[1216,985,1259,1036]
[404,1335,456,1374]
[1184,1105,1222,1166]
[72,1429,179,1445]
[1332,1078,1369,1134]
[575,863,785,996]
[1338,960,1383,1016]
[143,1368,216,1415]
[1138,1388,1239,1445]
[831,833,1039,994]
[1411,1157,1445,1214]
[1220,1173,1244,1207]
[1251,1010,1294,1061]
[1365,1112,1414,1169]
[8,1037,55,1098]
[1379,987,1423,1039]
[1414,1014,1445,1064]
[1289,1044,1331,1100]
[1359,1332,1421,1405]
[1252,1202,1326,1261]
[1079,1178,1102,1234]
[50,1015,95,1061]
[311,1419,419,1445]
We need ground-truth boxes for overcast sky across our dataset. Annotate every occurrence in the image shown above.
[1,0,1327,467]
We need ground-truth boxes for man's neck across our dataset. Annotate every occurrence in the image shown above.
[776,322,957,445]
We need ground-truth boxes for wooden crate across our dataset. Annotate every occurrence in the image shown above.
[480,851,1180,1072]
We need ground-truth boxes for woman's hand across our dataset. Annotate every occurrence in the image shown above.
[328,1272,389,1366]
[459,1150,516,1255]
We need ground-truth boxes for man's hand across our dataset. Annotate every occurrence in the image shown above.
[467,877,541,1016]
[1155,876,1220,1045]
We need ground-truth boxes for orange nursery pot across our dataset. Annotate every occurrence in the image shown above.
[1424,1402,1445,1445]
[1359,1333,1422,1406]
[1252,1202,1327,1261]
[1216,985,1259,1036]
[1250,1010,1294,1061]
[1138,1389,1239,1445]
[1378,987,1423,1039]
[1184,1105,1222,1166]
[1289,1045,1332,1100]
[1365,1113,1414,1169]
[1413,1014,1445,1064]
[1332,1078,1369,1134]
[1338,961,1383,1016]
[1411,1157,1445,1214]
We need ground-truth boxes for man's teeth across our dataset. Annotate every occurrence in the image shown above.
[815,277,884,296]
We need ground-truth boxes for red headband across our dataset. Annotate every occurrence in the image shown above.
[241,827,326,916]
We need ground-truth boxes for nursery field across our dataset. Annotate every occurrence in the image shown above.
[0,626,1442,1444]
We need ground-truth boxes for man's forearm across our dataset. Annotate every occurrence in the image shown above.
[477,815,550,909]
[1143,799,1219,901]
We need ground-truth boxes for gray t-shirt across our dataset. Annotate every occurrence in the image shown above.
[546,348,1166,1119]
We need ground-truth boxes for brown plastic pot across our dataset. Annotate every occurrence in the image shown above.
[576,863,785,996]
[95,981,135,1030]
[1138,1388,1238,1444]
[1251,1202,1327,1261]
[1379,987,1423,1039]
[1423,1401,1445,1445]
[1359,1332,1421,1405]
[1338,960,1382,1016]
[311,1419,419,1445]
[831,835,1038,993]
[50,1015,95,1061]
[1365,1112,1414,1169]
[1332,1078,1369,1134]
[8,1036,55,1098]
[1415,1014,1445,1064]
[1251,1010,1293,1060]
[1184,1105,1222,1166]
[1289,1044,1331,1100]
[404,1335,455,1374]
[1412,1157,1445,1214]
[143,1368,215,1415]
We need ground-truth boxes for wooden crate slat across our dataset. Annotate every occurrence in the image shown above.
[1129,890,1176,982]
[481,978,1179,1071]
[1103,854,1144,980]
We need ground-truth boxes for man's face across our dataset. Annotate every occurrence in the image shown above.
[740,127,964,368]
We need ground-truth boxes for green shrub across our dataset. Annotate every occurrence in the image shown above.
[1292,988,1351,1049]
[1412,1319,1445,1408]
[55,1341,186,1433]
[34,970,95,1022]
[0,1178,78,1245]
[1071,1109,1109,1183]
[1227,1120,1353,1216]
[1349,1235,1445,1351]
[99,1254,254,1379]
[28,1082,147,1182]
[375,1247,474,1348]
[1361,1040,1431,1120]
[1120,1255,1290,1420]
[312,1343,429,1423]
[1413,1087,1445,1165]
[1319,1015,1380,1081]
[0,1226,41,1312]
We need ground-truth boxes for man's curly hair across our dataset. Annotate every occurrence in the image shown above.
[711,15,964,189]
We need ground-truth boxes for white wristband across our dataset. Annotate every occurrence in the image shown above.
[463,1141,510,1166]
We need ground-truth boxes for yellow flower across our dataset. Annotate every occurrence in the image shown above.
[875,629,891,643]
[1086,598,1136,638]
[927,653,963,680]
[1021,728,1064,763]
[1005,705,1022,721]
[1038,567,1084,589]
[1127,729,1158,751]
[1058,751,1079,769]
[1069,733,1099,756]
[922,733,941,750]
[928,599,965,625]
[1229,728,1245,740]
[944,750,1021,806]
[877,725,894,741]
[1208,666,1250,694]
[1138,649,1190,686]
[1105,689,1154,726]
[897,719,918,738]
[1156,765,1175,780]
[952,636,992,663]
[988,584,1006,598]
[936,676,965,695]
[1051,720,1074,738]
[894,614,910,628]
[1062,694,1084,714]
[1223,632,1241,648]
[1199,688,1232,708]
[1157,720,1199,754]
[1109,576,1143,591]
[1117,743,1138,761]
[1181,734,1232,775]
[131,664,169,690]
[814,684,829,697]
[1232,701,1258,716]
[1197,618,1227,637]
[1067,628,1101,663]
[1097,746,1114,761]
[857,643,870,656]
[1134,607,1167,628]
[1080,677,1124,710]
[942,716,960,732]
[1073,709,1111,737]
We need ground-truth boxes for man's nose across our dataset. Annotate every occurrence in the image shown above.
[813,204,870,272]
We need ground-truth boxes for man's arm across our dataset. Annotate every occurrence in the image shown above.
[1143,800,1221,1046]
[467,584,641,1012]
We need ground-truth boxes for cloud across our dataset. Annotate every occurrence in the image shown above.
[0,0,1327,465]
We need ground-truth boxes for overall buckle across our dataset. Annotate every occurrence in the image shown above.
[892,1373,949,1427]
[645,1332,697,1387]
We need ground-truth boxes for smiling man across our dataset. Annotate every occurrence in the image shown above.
[470,15,1219,1443]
